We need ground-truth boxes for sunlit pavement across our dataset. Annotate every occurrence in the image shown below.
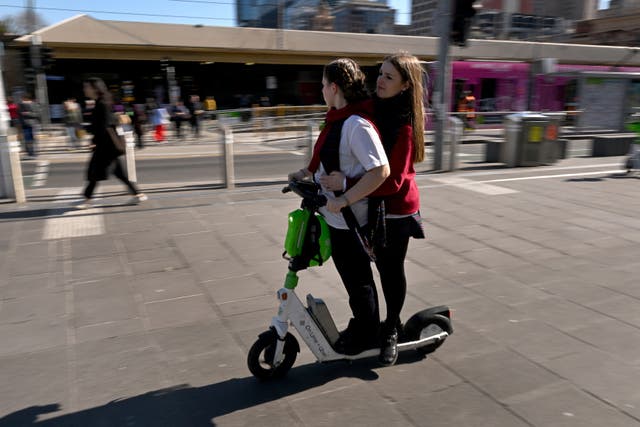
[0,144,639,425]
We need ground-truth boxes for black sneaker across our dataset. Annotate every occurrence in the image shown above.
[335,319,363,355]
[379,325,398,366]
[334,319,378,356]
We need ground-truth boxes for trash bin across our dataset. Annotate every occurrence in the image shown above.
[542,112,566,163]
[503,112,552,167]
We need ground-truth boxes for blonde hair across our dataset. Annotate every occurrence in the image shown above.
[382,52,426,163]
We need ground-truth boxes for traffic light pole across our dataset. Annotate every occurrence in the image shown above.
[433,0,452,171]
[31,35,50,125]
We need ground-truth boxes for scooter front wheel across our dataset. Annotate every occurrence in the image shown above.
[247,329,299,380]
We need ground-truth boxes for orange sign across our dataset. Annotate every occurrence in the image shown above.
[546,124,558,141]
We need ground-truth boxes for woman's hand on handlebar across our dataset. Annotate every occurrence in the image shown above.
[319,171,345,192]
[326,195,348,213]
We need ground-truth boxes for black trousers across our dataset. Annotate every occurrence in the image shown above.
[374,218,411,329]
[329,226,379,335]
[84,158,139,199]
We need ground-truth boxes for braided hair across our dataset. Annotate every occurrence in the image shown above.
[323,58,369,104]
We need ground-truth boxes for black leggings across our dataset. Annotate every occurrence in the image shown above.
[329,226,379,333]
[374,218,411,329]
[84,158,139,199]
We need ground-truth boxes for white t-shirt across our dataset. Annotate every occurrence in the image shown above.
[314,115,389,230]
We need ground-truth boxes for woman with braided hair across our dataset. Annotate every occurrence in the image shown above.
[288,58,390,355]
[320,52,427,366]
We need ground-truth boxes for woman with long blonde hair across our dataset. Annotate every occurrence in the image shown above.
[321,52,426,365]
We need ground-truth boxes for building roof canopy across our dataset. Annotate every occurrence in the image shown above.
[15,14,640,67]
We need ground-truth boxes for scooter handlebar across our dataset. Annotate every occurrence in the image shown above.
[283,180,327,208]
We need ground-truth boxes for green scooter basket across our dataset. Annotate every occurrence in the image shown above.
[284,209,331,267]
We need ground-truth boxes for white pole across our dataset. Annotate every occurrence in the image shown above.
[306,121,316,166]
[0,42,26,203]
[448,116,463,171]
[223,125,234,189]
[125,131,137,183]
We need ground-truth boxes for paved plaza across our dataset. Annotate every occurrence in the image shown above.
[0,152,639,426]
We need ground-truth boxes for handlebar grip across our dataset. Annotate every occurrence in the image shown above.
[282,186,292,194]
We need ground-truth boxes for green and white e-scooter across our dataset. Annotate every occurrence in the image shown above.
[247,180,453,380]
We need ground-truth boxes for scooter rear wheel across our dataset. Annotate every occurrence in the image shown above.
[247,329,298,380]
[403,313,451,356]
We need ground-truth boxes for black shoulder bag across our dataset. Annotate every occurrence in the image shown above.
[319,119,376,262]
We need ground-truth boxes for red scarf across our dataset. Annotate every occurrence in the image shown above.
[307,99,377,173]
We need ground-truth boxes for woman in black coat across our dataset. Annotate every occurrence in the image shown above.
[77,78,147,209]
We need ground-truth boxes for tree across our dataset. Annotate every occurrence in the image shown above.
[1,10,47,35]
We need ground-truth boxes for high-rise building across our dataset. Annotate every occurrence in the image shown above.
[599,0,640,16]
[531,0,598,21]
[237,0,261,27]
[238,0,393,33]
[408,0,596,39]
[408,0,437,36]
[571,0,640,45]
[333,0,396,34]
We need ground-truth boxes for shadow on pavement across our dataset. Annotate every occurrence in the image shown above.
[23,180,289,204]
[0,207,72,220]
[0,353,428,426]
[565,172,639,182]
[0,203,212,223]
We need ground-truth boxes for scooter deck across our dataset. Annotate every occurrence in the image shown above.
[320,331,450,361]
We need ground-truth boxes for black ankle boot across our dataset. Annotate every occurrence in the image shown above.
[379,327,398,366]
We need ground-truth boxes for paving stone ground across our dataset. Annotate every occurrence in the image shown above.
[1,153,639,426]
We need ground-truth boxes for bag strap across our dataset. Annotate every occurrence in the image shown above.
[318,117,376,261]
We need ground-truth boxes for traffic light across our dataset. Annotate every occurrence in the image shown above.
[20,47,32,69]
[160,57,169,73]
[451,0,477,47]
[40,46,55,70]
[24,67,37,88]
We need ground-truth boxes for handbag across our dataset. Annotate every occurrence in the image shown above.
[107,126,126,154]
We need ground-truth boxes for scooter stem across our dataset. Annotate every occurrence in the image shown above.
[285,271,299,289]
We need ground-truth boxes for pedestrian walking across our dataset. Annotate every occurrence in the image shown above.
[187,94,203,137]
[63,98,82,149]
[131,104,146,148]
[18,94,39,158]
[75,77,147,209]
[151,103,170,142]
[171,100,190,140]
[7,96,22,143]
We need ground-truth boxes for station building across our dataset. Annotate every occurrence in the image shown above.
[9,14,640,118]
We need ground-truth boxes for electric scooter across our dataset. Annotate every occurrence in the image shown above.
[247,180,453,380]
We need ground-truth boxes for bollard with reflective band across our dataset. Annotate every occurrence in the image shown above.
[448,116,463,171]
[2,140,26,203]
[124,129,137,183]
[223,126,235,189]
[306,121,317,166]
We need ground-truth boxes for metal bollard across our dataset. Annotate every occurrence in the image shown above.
[306,121,317,165]
[448,116,463,171]
[0,139,26,203]
[222,125,235,189]
[124,130,137,183]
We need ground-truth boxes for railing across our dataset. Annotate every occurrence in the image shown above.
[3,106,626,203]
